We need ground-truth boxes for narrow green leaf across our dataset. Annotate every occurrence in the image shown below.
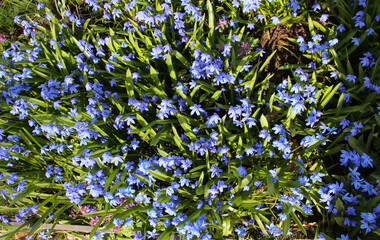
[205,90,222,107]
[125,68,135,98]
[259,50,277,73]
[148,169,174,182]
[348,136,365,155]
[320,83,341,108]
[104,167,119,190]
[166,53,177,85]
[282,217,291,237]
[290,211,307,235]
[171,50,190,68]
[177,114,196,140]
[254,214,268,235]
[149,66,166,98]
[172,124,185,151]
[260,114,269,129]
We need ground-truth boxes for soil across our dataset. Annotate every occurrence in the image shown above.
[260,22,310,83]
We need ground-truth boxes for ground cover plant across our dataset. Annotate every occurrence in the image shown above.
[0,0,380,239]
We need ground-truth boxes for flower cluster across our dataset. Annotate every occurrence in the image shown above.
[0,0,379,240]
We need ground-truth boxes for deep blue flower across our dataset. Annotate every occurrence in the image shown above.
[346,75,356,83]
[190,104,205,116]
[346,206,356,216]
[235,226,247,237]
[312,2,321,11]
[113,218,123,227]
[237,165,247,178]
[206,113,222,127]
[336,234,349,240]
[269,168,279,183]
[266,223,283,237]
[210,164,223,178]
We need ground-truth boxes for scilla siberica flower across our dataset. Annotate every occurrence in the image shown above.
[271,16,280,25]
[269,168,279,183]
[156,99,177,119]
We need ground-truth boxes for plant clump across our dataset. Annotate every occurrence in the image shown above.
[0,0,379,240]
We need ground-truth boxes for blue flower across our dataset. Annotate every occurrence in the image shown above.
[247,22,255,30]
[310,172,325,183]
[113,218,123,227]
[346,75,356,83]
[301,203,313,214]
[237,165,247,178]
[156,99,178,119]
[346,206,356,216]
[231,34,240,42]
[365,28,375,36]
[147,229,159,239]
[134,232,144,240]
[339,118,350,129]
[320,14,329,23]
[266,223,283,237]
[254,180,262,187]
[312,2,321,11]
[329,38,338,46]
[361,153,373,168]
[129,138,140,150]
[271,16,280,25]
[210,164,223,178]
[45,165,53,178]
[359,52,375,68]
[190,104,205,116]
[336,234,349,240]
[278,212,287,221]
[111,8,122,19]
[151,45,163,59]
[269,168,279,183]
[105,62,115,72]
[344,217,356,227]
[216,180,227,193]
[206,113,222,127]
[235,226,247,237]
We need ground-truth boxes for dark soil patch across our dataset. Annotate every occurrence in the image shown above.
[260,22,310,84]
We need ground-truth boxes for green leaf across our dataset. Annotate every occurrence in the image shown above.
[282,217,291,237]
[254,214,268,236]
[149,66,166,98]
[336,198,344,213]
[259,50,277,73]
[238,199,260,209]
[290,211,307,235]
[9,184,39,206]
[307,14,315,35]
[28,201,59,238]
[128,30,144,60]
[324,102,370,115]
[104,167,119,190]
[125,68,135,98]
[172,124,185,151]
[336,93,344,116]
[334,216,345,227]
[320,83,341,108]
[83,18,91,31]
[148,169,174,182]
[166,53,177,85]
[89,205,109,239]
[375,115,380,127]
[176,114,196,140]
[206,0,215,46]
[348,136,366,155]
[205,90,222,107]
[171,50,190,68]
[260,114,269,129]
